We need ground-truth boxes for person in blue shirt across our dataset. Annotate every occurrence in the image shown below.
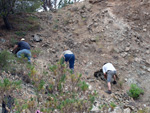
[13,38,31,63]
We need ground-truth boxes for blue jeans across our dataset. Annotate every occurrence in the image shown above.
[64,54,75,70]
[17,49,31,62]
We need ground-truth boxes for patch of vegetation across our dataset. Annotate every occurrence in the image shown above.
[118,80,124,89]
[0,52,98,112]
[31,49,41,58]
[11,14,40,31]
[109,102,116,110]
[0,78,22,95]
[127,84,144,99]
[27,16,39,21]
[78,81,89,92]
[99,104,109,112]
[15,31,27,37]
[137,107,150,113]
[0,50,16,72]
[43,62,97,112]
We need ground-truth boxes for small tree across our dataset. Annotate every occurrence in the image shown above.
[0,0,41,30]
[0,0,16,29]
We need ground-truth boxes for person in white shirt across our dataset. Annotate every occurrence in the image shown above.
[102,63,117,94]
[60,47,75,73]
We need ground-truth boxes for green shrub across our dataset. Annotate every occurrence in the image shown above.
[0,50,15,71]
[110,102,116,110]
[127,84,144,99]
[78,81,89,92]
[0,78,22,94]
[46,62,97,112]
[15,31,26,37]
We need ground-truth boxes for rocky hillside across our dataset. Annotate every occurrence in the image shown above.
[0,0,150,112]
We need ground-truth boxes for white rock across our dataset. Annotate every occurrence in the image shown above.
[124,108,131,113]
[113,107,122,113]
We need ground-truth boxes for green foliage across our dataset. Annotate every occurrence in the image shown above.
[0,78,22,94]
[137,107,150,113]
[31,49,41,58]
[0,0,15,17]
[0,50,16,71]
[110,102,116,109]
[45,62,97,112]
[14,0,42,13]
[78,81,89,92]
[14,99,28,112]
[58,0,73,9]
[118,80,124,89]
[15,31,27,37]
[127,84,144,99]
[99,104,109,111]
[27,16,39,21]
[37,80,45,91]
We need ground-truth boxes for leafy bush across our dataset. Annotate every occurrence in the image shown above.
[0,78,22,95]
[15,31,26,37]
[0,50,16,71]
[14,0,42,13]
[127,84,144,99]
[8,59,98,112]
[78,81,89,92]
[43,61,98,112]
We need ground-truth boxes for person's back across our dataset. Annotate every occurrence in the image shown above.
[102,63,116,74]
[18,41,30,50]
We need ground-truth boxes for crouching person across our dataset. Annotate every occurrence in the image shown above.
[13,38,31,63]
[60,48,75,73]
[102,63,117,94]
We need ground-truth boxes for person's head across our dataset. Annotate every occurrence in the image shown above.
[103,62,108,65]
[63,46,68,51]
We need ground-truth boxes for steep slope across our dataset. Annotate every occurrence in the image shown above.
[0,0,150,112]
[31,0,150,105]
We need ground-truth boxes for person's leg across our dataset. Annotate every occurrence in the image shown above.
[25,50,31,63]
[69,54,75,73]
[105,71,113,94]
[108,82,111,91]
[17,50,24,58]
[113,75,116,81]
[17,49,31,63]
[112,71,117,84]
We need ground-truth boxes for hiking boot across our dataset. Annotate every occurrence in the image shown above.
[105,90,112,94]
[112,81,117,84]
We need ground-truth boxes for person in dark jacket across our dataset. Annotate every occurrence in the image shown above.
[13,38,31,63]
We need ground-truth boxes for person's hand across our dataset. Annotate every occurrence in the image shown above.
[10,50,13,53]
[104,74,107,79]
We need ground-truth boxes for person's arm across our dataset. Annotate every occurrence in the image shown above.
[59,53,64,59]
[102,66,107,79]
[12,44,18,51]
